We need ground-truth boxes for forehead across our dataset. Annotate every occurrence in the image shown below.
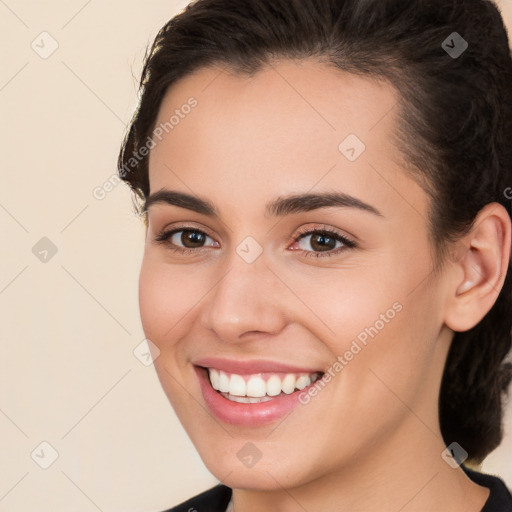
[151,58,399,158]
[147,58,427,224]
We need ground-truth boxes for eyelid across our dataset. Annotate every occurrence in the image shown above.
[156,221,216,239]
[153,222,357,256]
[292,223,356,244]
[153,223,218,250]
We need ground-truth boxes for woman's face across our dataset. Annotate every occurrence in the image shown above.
[139,59,454,489]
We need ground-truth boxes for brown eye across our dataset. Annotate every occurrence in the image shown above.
[290,228,356,258]
[154,227,218,253]
[301,232,338,252]
[176,229,208,248]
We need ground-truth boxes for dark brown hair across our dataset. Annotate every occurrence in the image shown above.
[117,0,512,463]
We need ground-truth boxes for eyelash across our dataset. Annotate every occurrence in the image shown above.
[290,226,356,258]
[153,224,357,258]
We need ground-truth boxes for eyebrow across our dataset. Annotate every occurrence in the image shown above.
[143,189,383,218]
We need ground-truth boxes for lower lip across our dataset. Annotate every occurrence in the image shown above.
[195,366,318,427]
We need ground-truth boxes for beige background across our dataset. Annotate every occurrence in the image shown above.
[1,1,511,510]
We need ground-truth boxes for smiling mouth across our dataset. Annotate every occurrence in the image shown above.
[201,366,324,403]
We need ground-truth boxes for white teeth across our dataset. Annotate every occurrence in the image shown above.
[281,374,296,394]
[209,368,220,390]
[207,368,321,399]
[246,376,267,397]
[266,375,282,396]
[295,375,311,390]
[221,394,274,403]
[229,374,246,396]
[218,371,230,393]
[248,396,273,403]
[227,395,249,403]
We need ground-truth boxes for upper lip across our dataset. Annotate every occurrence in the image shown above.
[193,357,325,375]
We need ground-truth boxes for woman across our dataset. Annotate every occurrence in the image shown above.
[117,0,512,510]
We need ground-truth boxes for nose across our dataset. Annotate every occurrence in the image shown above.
[199,250,289,343]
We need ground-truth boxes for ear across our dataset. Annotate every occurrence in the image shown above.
[444,202,511,332]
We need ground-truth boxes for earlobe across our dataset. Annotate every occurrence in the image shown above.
[444,202,511,332]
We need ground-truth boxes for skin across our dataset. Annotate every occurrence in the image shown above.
[138,59,511,511]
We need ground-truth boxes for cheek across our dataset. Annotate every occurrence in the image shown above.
[287,256,438,393]
[138,255,201,348]
[322,279,443,435]
[280,262,402,352]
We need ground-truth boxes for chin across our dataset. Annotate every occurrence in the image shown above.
[198,447,319,491]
